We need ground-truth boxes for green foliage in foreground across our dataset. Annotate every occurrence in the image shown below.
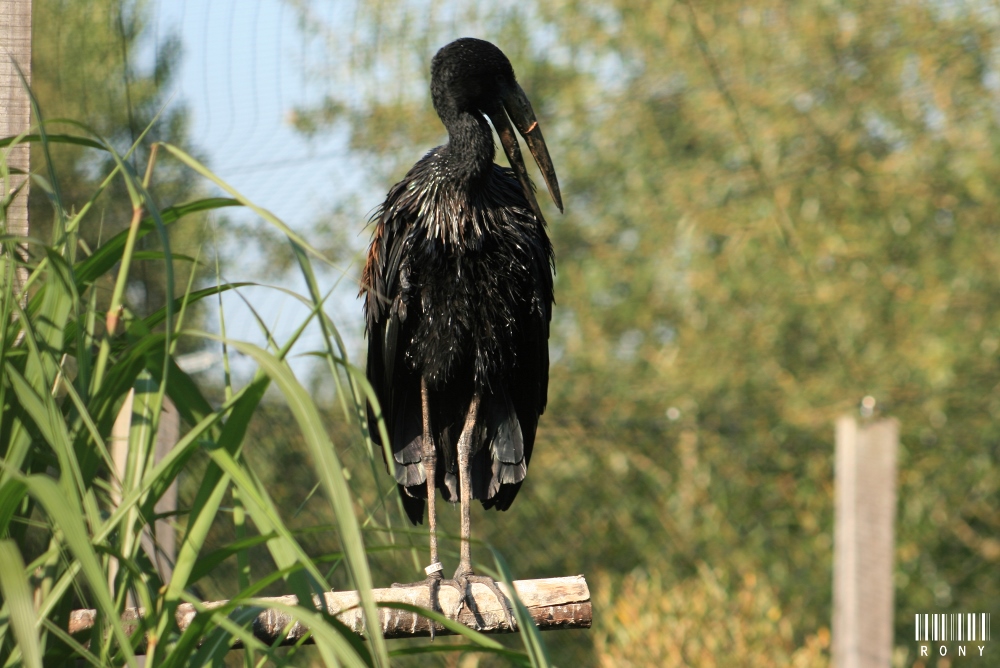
[29,0,205,328]
[0,116,550,665]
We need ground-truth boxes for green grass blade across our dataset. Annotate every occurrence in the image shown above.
[158,144,330,264]
[204,448,328,580]
[374,601,526,652]
[247,599,373,668]
[0,480,28,536]
[0,540,42,668]
[140,282,254,332]
[219,338,390,667]
[0,132,106,151]
[73,198,239,286]
[39,618,104,667]
[186,533,275,585]
[22,475,138,666]
[491,552,552,668]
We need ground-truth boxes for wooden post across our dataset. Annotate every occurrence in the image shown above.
[150,397,179,583]
[67,575,592,652]
[108,389,135,596]
[832,416,899,668]
[112,393,178,668]
[0,0,32,300]
[110,393,179,592]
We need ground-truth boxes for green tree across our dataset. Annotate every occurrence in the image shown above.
[30,0,206,327]
[287,1,1000,664]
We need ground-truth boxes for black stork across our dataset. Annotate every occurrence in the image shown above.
[361,37,562,625]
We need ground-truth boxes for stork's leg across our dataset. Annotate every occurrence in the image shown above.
[451,393,517,630]
[422,377,442,579]
[454,393,481,578]
[392,377,460,640]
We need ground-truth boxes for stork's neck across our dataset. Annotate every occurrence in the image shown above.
[440,110,496,185]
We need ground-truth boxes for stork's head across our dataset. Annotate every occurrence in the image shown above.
[431,38,563,218]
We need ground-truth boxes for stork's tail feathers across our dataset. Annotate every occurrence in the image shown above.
[393,387,529,523]
[475,389,527,508]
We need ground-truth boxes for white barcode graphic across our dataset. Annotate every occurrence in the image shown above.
[915,613,991,642]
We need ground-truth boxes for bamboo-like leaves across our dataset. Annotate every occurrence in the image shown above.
[0,541,42,668]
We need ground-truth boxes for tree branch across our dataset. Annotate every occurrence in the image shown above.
[67,575,591,651]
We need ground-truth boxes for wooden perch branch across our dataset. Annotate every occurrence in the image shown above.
[68,575,590,651]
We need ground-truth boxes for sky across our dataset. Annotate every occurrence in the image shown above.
[145,0,381,390]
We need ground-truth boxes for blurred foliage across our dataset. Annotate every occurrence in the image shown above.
[30,0,209,332]
[593,566,828,666]
[280,0,1000,664]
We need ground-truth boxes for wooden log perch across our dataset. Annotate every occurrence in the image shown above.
[67,575,590,652]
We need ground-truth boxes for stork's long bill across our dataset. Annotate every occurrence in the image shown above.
[486,83,563,221]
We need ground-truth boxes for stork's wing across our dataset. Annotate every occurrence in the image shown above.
[478,266,552,510]
[478,169,554,511]
[362,176,426,523]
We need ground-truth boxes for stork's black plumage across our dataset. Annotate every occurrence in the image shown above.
[361,37,561,625]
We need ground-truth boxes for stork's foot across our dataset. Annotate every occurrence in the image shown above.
[451,567,517,631]
[392,567,463,640]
